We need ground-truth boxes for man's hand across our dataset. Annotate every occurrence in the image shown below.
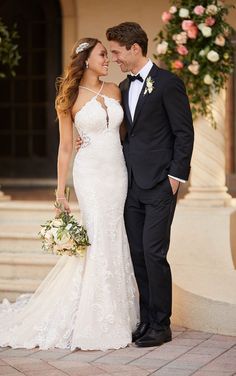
[75,136,83,151]
[168,177,180,195]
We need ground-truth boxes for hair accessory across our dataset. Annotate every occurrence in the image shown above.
[76,42,90,54]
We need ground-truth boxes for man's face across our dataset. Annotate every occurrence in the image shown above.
[109,40,135,72]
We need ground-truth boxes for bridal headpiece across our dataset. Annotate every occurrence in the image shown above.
[76,42,90,54]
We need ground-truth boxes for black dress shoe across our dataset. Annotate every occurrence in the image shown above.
[135,327,172,347]
[132,322,149,342]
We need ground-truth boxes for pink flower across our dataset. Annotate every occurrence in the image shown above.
[205,17,216,26]
[182,20,194,31]
[188,60,200,75]
[162,11,172,23]
[177,45,189,55]
[193,5,205,15]
[172,60,184,70]
[173,32,188,45]
[187,25,198,39]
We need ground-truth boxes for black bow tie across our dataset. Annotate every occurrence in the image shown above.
[127,73,143,83]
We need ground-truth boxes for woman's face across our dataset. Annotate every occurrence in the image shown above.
[87,42,109,76]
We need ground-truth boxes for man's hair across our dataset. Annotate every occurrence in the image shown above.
[106,22,148,56]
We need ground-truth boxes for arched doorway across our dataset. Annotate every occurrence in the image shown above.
[0,0,62,178]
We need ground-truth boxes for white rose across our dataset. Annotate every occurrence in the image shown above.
[60,239,74,250]
[198,23,205,31]
[201,26,212,38]
[173,32,187,45]
[207,50,220,62]
[52,218,63,227]
[45,229,55,241]
[199,49,205,57]
[179,8,189,18]
[188,60,200,75]
[214,34,225,47]
[169,5,177,14]
[55,232,71,245]
[156,41,168,55]
[204,74,213,85]
[206,4,218,15]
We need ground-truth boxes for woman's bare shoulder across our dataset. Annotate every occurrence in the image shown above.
[103,82,121,101]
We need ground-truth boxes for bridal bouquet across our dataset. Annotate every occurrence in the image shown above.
[39,190,90,257]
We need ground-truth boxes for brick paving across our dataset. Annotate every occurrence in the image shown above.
[0,326,236,376]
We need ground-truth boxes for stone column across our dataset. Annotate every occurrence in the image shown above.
[181,89,233,207]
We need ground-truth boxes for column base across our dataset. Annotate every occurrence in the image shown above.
[180,186,233,207]
[170,204,236,335]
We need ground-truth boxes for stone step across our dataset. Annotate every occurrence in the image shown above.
[0,253,58,281]
[0,200,80,227]
[0,232,42,254]
[0,278,41,301]
[0,200,81,302]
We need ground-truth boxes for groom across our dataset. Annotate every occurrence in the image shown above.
[106,22,194,347]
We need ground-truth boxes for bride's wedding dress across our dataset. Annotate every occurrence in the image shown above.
[0,82,139,351]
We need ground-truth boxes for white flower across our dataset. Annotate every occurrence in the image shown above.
[214,34,225,46]
[45,229,55,241]
[201,26,212,38]
[173,31,188,45]
[188,60,200,75]
[55,232,71,246]
[56,239,74,250]
[198,23,205,31]
[156,41,168,55]
[206,4,218,15]
[199,49,205,57]
[207,50,220,62]
[144,76,155,95]
[51,218,63,227]
[169,5,177,14]
[179,8,189,18]
[204,74,213,85]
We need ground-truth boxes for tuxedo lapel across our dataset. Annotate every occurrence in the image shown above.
[133,64,159,126]
[122,79,132,126]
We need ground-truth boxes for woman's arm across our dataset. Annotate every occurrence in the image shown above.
[56,111,73,212]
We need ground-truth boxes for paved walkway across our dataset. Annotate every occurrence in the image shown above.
[0,326,236,376]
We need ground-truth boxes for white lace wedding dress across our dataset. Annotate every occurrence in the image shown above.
[0,83,139,351]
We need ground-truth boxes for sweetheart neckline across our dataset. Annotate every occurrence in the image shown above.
[73,95,120,123]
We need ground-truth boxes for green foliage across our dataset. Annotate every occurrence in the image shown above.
[0,18,20,78]
[154,1,235,127]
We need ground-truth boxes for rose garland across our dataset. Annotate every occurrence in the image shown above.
[154,1,235,127]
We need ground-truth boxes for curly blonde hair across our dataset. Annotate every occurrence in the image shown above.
[55,38,100,114]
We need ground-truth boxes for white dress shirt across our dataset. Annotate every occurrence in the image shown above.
[128,59,185,184]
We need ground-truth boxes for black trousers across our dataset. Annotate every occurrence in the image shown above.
[124,175,178,330]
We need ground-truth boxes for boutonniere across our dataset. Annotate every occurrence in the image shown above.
[144,76,155,95]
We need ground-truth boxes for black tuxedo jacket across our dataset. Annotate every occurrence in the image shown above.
[120,64,194,189]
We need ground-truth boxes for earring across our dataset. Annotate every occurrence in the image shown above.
[85,60,89,69]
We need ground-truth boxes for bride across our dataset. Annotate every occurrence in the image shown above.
[0,38,139,351]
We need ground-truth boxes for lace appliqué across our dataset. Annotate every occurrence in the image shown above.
[79,130,91,148]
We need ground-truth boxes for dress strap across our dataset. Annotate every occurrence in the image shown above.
[79,81,104,96]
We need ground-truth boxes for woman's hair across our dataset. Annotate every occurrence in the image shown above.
[106,22,148,56]
[55,37,100,114]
